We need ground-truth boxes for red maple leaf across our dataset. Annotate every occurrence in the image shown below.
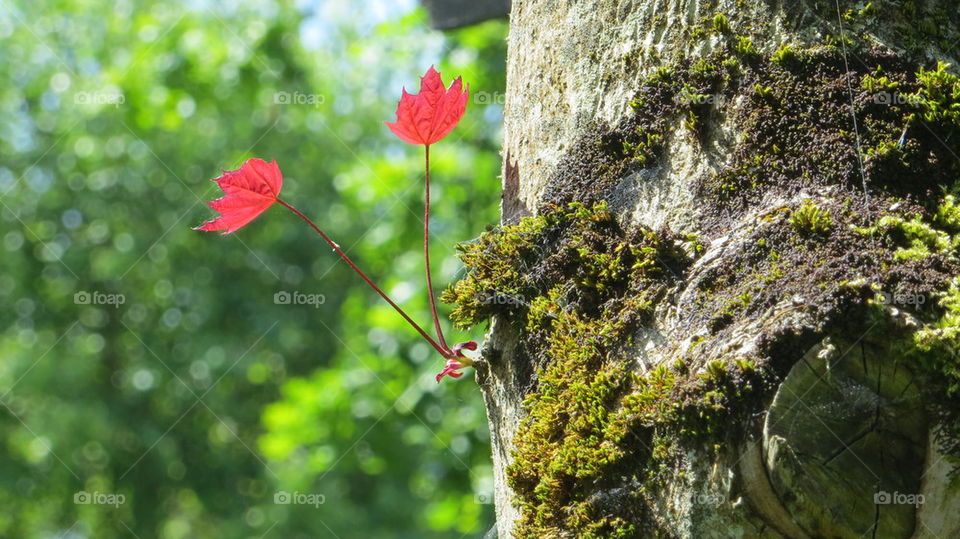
[195,158,282,234]
[386,66,469,145]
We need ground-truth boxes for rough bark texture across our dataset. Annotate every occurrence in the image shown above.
[447,1,960,537]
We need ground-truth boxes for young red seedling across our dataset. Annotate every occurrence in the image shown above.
[196,65,479,382]
[194,158,450,358]
[386,65,474,380]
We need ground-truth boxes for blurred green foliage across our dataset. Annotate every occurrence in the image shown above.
[0,0,505,536]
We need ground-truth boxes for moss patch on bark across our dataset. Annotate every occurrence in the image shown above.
[446,26,960,539]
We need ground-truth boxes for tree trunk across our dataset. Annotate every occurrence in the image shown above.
[454,0,960,537]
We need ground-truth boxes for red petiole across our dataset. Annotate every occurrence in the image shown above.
[422,144,449,350]
[276,198,455,359]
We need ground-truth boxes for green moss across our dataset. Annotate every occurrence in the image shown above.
[446,202,702,536]
[770,43,797,64]
[866,274,960,462]
[646,65,673,86]
[688,25,709,41]
[855,197,960,261]
[866,138,906,161]
[915,278,960,355]
[936,194,960,229]
[440,210,555,328]
[790,200,833,235]
[735,36,757,57]
[861,66,901,93]
[913,279,960,401]
[619,49,645,72]
[751,83,772,99]
[444,201,682,331]
[859,62,960,132]
[711,13,731,35]
[909,61,960,124]
[621,131,664,165]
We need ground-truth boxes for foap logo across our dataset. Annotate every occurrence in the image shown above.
[74,491,126,507]
[273,291,326,308]
[74,90,125,107]
[274,490,325,507]
[475,291,524,307]
[691,492,724,506]
[473,91,506,105]
[674,93,726,106]
[872,91,909,105]
[876,290,925,307]
[874,490,924,507]
[273,91,325,107]
[74,290,125,308]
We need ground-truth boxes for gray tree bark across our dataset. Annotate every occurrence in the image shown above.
[474,1,960,537]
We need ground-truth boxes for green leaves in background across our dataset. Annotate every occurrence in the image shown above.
[0,0,505,536]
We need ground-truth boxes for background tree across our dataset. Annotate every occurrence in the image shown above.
[0,1,504,536]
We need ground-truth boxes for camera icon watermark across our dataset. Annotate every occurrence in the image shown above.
[274,490,325,507]
[874,490,924,507]
[872,91,909,105]
[474,493,494,504]
[273,91,325,107]
[74,491,125,507]
[74,91,125,107]
[473,91,505,105]
[74,290,126,308]
[273,290,326,308]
